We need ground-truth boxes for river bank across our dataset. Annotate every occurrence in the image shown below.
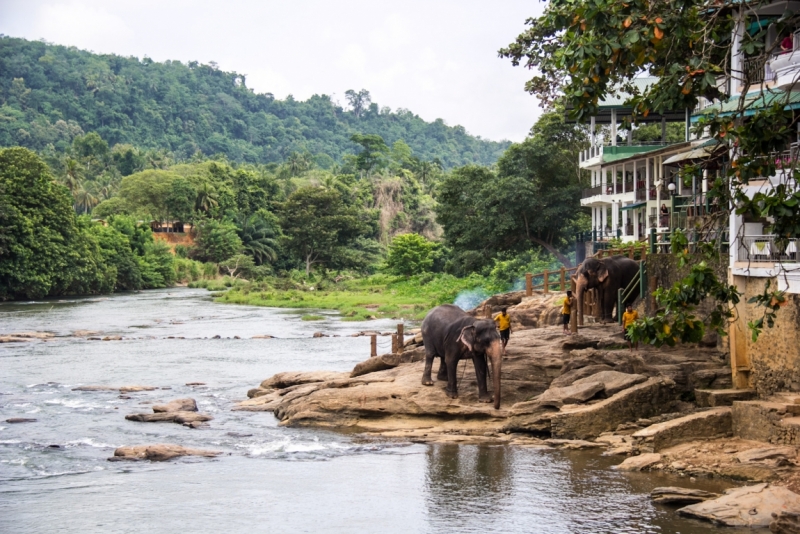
[210,273,502,321]
[0,288,778,532]
[239,291,800,530]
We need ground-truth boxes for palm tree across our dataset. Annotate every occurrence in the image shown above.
[237,213,279,265]
[195,183,219,215]
[286,151,313,177]
[74,184,98,214]
[62,158,81,195]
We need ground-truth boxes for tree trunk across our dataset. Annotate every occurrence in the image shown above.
[528,236,573,268]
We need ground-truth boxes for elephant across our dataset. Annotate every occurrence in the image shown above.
[420,304,503,409]
[573,255,640,323]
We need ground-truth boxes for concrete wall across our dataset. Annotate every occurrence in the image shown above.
[730,276,800,396]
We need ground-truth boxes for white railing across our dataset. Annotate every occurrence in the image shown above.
[737,235,799,263]
[580,145,604,163]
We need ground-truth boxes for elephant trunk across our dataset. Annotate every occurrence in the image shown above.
[575,275,587,324]
[489,339,502,410]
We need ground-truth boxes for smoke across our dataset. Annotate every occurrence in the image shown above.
[453,288,491,310]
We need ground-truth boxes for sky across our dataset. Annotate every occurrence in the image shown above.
[0,0,547,142]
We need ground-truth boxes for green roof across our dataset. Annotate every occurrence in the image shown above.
[600,145,668,163]
[692,90,800,122]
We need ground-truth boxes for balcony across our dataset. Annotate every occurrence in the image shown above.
[737,235,799,263]
[767,30,800,89]
[743,55,776,85]
[581,185,603,199]
[579,145,604,163]
[636,188,658,202]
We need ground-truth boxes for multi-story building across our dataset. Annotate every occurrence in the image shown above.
[578,2,800,391]
[578,78,707,247]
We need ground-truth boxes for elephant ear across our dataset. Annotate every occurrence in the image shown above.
[457,325,476,352]
[597,263,610,283]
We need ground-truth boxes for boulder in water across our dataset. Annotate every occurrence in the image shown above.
[152,398,198,413]
[125,411,212,424]
[109,444,220,462]
[613,453,662,471]
[678,483,800,528]
[650,487,719,505]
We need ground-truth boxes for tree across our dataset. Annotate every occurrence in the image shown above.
[236,212,280,265]
[386,233,437,276]
[116,169,180,221]
[190,219,242,263]
[165,177,196,222]
[350,133,389,173]
[0,147,76,299]
[278,186,365,276]
[344,89,371,118]
[436,112,588,270]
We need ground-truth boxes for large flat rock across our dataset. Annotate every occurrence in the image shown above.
[650,486,719,505]
[571,370,648,396]
[551,377,678,440]
[613,453,662,471]
[110,444,220,462]
[535,381,605,408]
[125,411,212,424]
[237,321,731,439]
[632,407,732,452]
[678,483,800,528]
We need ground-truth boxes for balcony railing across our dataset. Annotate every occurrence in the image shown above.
[743,55,777,84]
[582,185,604,199]
[737,235,799,263]
[636,188,658,201]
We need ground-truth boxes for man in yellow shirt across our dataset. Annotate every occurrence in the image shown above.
[562,290,574,335]
[494,307,511,355]
[622,304,639,352]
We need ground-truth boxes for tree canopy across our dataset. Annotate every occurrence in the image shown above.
[0,36,509,168]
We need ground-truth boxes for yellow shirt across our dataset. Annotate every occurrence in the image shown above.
[561,297,572,315]
[494,313,511,331]
[622,310,638,328]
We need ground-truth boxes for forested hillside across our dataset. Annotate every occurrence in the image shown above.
[0,36,509,167]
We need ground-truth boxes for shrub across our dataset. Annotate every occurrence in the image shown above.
[386,233,436,277]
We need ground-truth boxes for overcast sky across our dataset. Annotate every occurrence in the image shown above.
[0,0,547,142]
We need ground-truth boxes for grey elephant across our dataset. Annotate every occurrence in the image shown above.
[420,304,503,409]
[573,255,640,323]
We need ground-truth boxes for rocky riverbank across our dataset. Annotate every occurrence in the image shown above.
[237,291,800,530]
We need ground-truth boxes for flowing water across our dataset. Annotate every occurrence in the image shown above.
[0,288,749,533]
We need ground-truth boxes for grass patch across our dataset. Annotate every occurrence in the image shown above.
[301,314,325,321]
[213,273,497,320]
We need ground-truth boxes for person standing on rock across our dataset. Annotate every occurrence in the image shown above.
[622,304,639,352]
[494,307,511,355]
[561,291,574,335]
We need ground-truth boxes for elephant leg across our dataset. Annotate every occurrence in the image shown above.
[472,352,492,403]
[598,288,608,323]
[445,354,460,399]
[436,357,447,381]
[421,346,436,386]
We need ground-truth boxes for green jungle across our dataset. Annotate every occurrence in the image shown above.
[0,36,679,316]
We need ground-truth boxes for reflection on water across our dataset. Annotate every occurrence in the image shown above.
[0,289,748,533]
[423,446,750,534]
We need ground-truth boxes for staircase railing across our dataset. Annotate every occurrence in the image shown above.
[618,260,646,325]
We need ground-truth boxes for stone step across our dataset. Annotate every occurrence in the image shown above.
[695,388,756,407]
[550,377,678,440]
[732,399,800,445]
[632,407,732,452]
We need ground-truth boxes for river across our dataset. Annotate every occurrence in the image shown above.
[0,288,748,533]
